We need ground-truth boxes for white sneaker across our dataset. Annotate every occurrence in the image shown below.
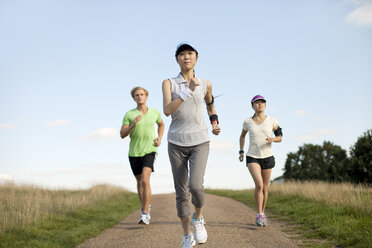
[138,213,150,225]
[180,234,196,248]
[192,215,207,244]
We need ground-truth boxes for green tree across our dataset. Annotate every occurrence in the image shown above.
[283,141,348,182]
[349,129,372,184]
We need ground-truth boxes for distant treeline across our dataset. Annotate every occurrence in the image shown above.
[283,129,372,184]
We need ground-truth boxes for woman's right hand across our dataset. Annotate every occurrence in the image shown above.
[239,153,244,162]
[189,77,200,92]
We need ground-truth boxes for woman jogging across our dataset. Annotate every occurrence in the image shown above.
[162,42,220,247]
[239,95,282,226]
[120,86,164,225]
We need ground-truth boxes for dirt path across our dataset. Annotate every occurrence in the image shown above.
[77,193,301,248]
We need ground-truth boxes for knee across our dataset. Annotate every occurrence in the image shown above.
[255,183,264,192]
[189,183,203,196]
[141,178,150,188]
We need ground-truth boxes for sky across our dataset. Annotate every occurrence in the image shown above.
[0,0,371,194]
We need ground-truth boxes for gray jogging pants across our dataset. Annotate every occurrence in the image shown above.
[168,141,210,218]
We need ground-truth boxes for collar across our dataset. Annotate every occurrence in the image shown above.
[176,72,198,84]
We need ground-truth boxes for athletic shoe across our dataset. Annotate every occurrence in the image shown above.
[192,214,207,244]
[255,213,266,226]
[138,213,150,225]
[261,214,267,226]
[180,234,196,248]
[141,204,151,214]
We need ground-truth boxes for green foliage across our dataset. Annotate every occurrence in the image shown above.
[283,141,349,182]
[0,192,140,248]
[207,189,372,248]
[348,129,372,184]
[283,129,372,184]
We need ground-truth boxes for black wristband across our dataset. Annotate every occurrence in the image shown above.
[239,150,244,154]
[209,114,219,124]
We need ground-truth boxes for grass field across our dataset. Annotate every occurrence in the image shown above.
[1,181,370,247]
[207,181,372,248]
[0,183,140,248]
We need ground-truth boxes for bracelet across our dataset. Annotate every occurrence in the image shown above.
[209,114,219,124]
[239,150,244,154]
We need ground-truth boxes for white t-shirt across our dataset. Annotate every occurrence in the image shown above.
[242,116,278,159]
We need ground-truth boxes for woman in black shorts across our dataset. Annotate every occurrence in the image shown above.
[239,95,282,226]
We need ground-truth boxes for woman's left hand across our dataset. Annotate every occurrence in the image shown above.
[266,137,274,143]
[212,122,221,135]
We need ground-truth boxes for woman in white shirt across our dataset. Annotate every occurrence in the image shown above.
[239,95,282,226]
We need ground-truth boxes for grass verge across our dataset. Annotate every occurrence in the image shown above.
[206,188,371,248]
[0,187,139,248]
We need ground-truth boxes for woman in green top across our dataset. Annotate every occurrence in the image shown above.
[120,86,164,225]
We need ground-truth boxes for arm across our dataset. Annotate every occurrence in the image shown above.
[205,80,220,135]
[162,78,200,116]
[266,124,282,143]
[120,115,142,139]
[239,129,247,162]
[154,119,165,147]
[162,79,184,116]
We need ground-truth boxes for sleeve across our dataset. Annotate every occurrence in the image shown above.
[123,112,131,125]
[155,109,162,123]
[242,119,249,131]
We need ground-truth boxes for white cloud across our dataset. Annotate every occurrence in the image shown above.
[293,129,337,142]
[293,109,307,117]
[45,120,70,127]
[345,2,372,27]
[0,174,15,182]
[0,124,14,129]
[81,128,118,141]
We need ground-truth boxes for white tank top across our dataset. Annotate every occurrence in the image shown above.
[167,73,209,147]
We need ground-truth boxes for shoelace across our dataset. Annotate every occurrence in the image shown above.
[181,235,191,248]
[194,219,206,235]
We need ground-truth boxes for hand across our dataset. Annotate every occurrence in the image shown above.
[154,137,161,147]
[212,121,221,135]
[239,153,244,162]
[266,137,274,143]
[133,115,142,126]
[189,77,200,92]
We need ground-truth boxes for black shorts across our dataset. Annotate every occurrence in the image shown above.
[246,156,275,170]
[128,152,156,176]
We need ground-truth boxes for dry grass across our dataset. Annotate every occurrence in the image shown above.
[269,180,372,214]
[0,182,129,234]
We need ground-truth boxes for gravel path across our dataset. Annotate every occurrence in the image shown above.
[77,193,301,248]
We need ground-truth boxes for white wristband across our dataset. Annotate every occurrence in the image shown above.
[179,87,193,101]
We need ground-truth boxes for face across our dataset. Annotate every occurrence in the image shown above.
[176,50,198,70]
[133,89,148,104]
[252,100,266,112]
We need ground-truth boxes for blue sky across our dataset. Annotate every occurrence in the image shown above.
[1,0,371,193]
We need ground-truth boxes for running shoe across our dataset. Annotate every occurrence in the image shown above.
[138,212,150,225]
[192,214,207,244]
[141,204,151,214]
[255,213,266,226]
[261,213,267,226]
[180,234,196,248]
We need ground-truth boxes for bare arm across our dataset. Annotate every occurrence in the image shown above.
[205,80,220,135]
[120,115,142,139]
[239,129,247,162]
[154,119,165,147]
[266,124,282,143]
[162,79,184,116]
